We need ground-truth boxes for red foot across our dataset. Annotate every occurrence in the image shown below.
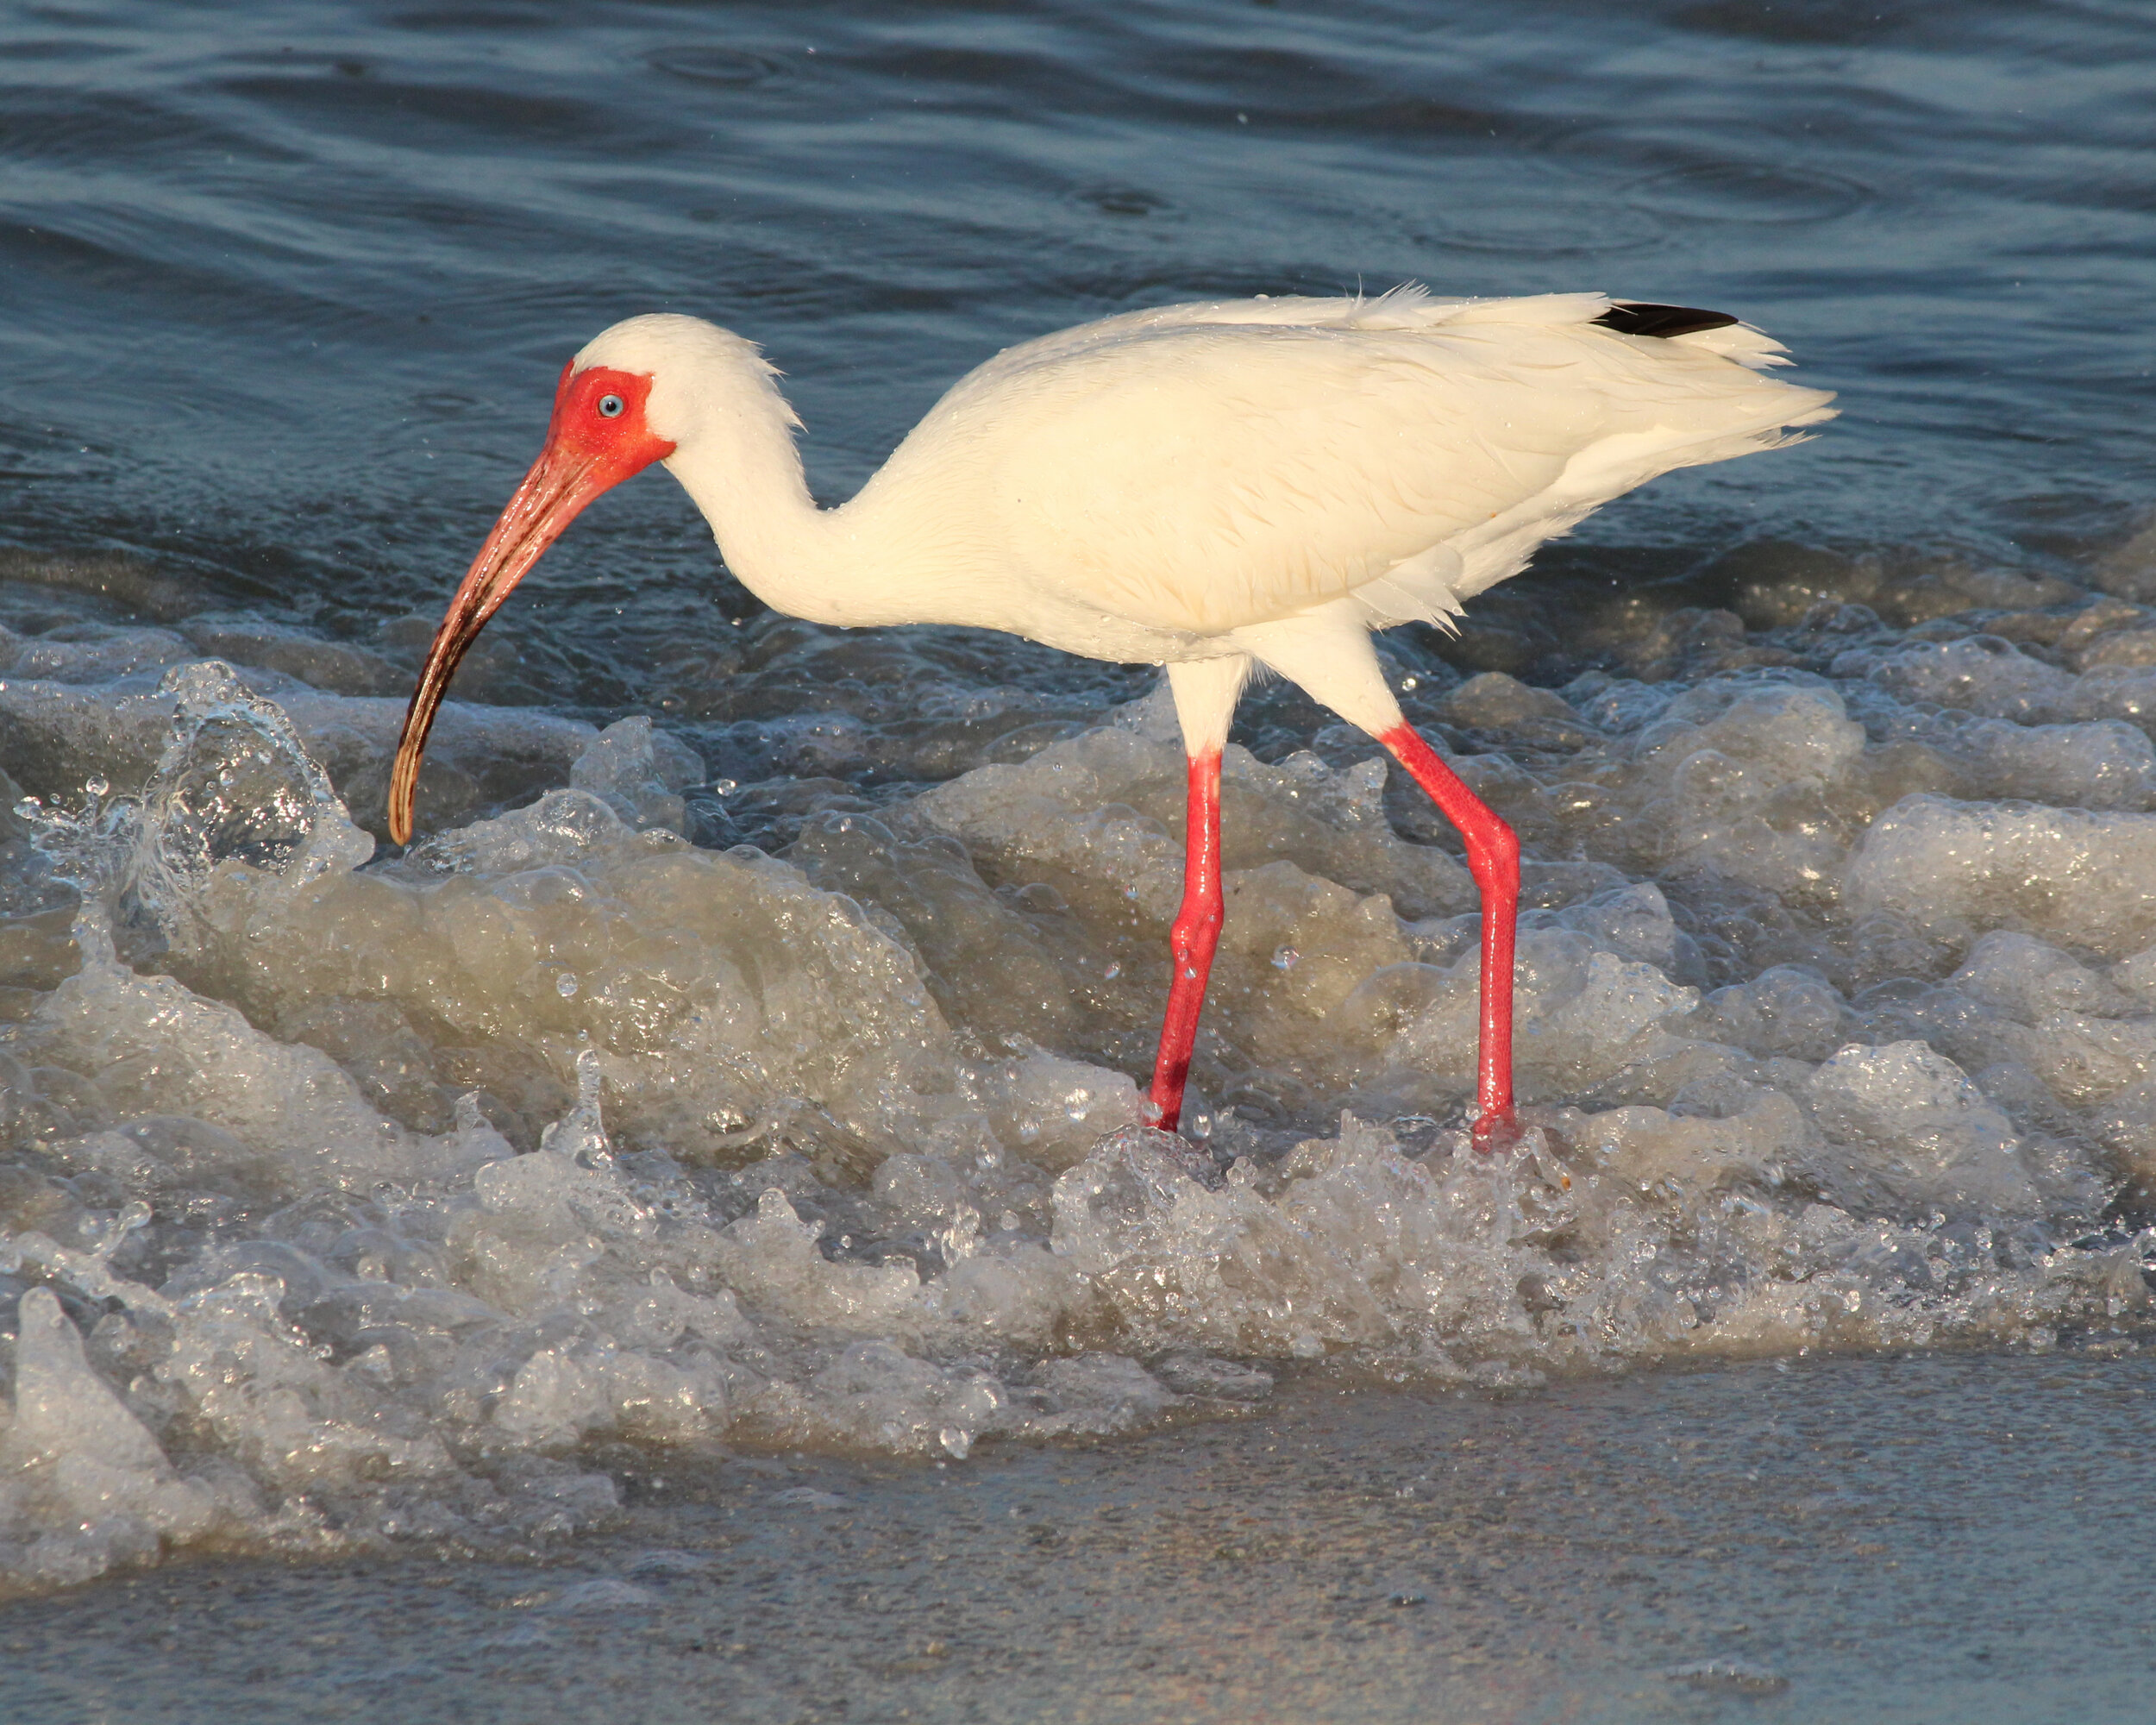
[1470,1109,1524,1156]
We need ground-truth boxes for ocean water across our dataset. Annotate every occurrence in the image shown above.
[2,0,2155,1695]
[9,1354,2156,1725]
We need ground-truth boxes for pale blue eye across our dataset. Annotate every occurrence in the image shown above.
[598,393,624,418]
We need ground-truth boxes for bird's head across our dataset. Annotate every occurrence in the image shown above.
[387,314,756,844]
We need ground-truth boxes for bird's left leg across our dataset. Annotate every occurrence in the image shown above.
[1149,656,1252,1133]
[1240,615,1520,1151]
[1377,725,1519,1150]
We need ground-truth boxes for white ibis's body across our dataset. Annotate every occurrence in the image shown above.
[391,286,1834,1145]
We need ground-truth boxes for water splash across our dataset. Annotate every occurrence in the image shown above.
[15,661,373,972]
[3,641,2156,1595]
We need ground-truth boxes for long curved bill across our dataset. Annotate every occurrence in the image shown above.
[385,442,613,844]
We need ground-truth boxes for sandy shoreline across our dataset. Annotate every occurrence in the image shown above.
[6,1349,2152,1724]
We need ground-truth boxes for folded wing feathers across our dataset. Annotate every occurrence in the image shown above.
[1668,321,1798,370]
[1349,306,1834,624]
[933,287,1832,637]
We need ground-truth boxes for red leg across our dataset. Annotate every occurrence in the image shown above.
[1148,748,1224,1133]
[1378,724,1520,1151]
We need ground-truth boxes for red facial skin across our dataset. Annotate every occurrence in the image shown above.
[388,364,675,844]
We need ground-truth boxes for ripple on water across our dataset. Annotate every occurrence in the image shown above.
[1626,160,1874,225]
[1422,168,1667,257]
[642,45,799,90]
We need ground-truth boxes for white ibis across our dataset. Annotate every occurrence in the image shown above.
[388,287,1833,1148]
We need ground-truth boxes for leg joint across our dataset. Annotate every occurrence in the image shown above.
[1466,813,1520,882]
[1172,895,1225,934]
[1169,904,1224,962]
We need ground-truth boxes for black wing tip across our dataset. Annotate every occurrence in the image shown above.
[1594,302,1741,340]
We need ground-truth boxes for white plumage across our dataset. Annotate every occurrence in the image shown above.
[589,285,1832,666]
[393,285,1834,1145]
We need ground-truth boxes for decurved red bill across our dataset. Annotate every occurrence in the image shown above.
[387,364,670,844]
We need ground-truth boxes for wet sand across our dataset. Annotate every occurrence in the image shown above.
[6,1351,2152,1724]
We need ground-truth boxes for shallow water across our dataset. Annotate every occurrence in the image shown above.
[3,0,2156,1617]
[8,1354,2156,1724]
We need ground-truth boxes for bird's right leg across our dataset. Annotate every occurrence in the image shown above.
[1148,656,1251,1134]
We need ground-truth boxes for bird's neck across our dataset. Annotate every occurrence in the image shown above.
[654,392,842,624]
[659,369,943,630]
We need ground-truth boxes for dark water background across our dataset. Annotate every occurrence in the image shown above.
[5,0,2153,720]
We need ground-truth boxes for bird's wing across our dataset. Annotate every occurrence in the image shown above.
[879,298,1831,640]
[937,285,1564,408]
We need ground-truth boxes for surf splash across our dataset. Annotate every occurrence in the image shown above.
[5,549,2156,1590]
